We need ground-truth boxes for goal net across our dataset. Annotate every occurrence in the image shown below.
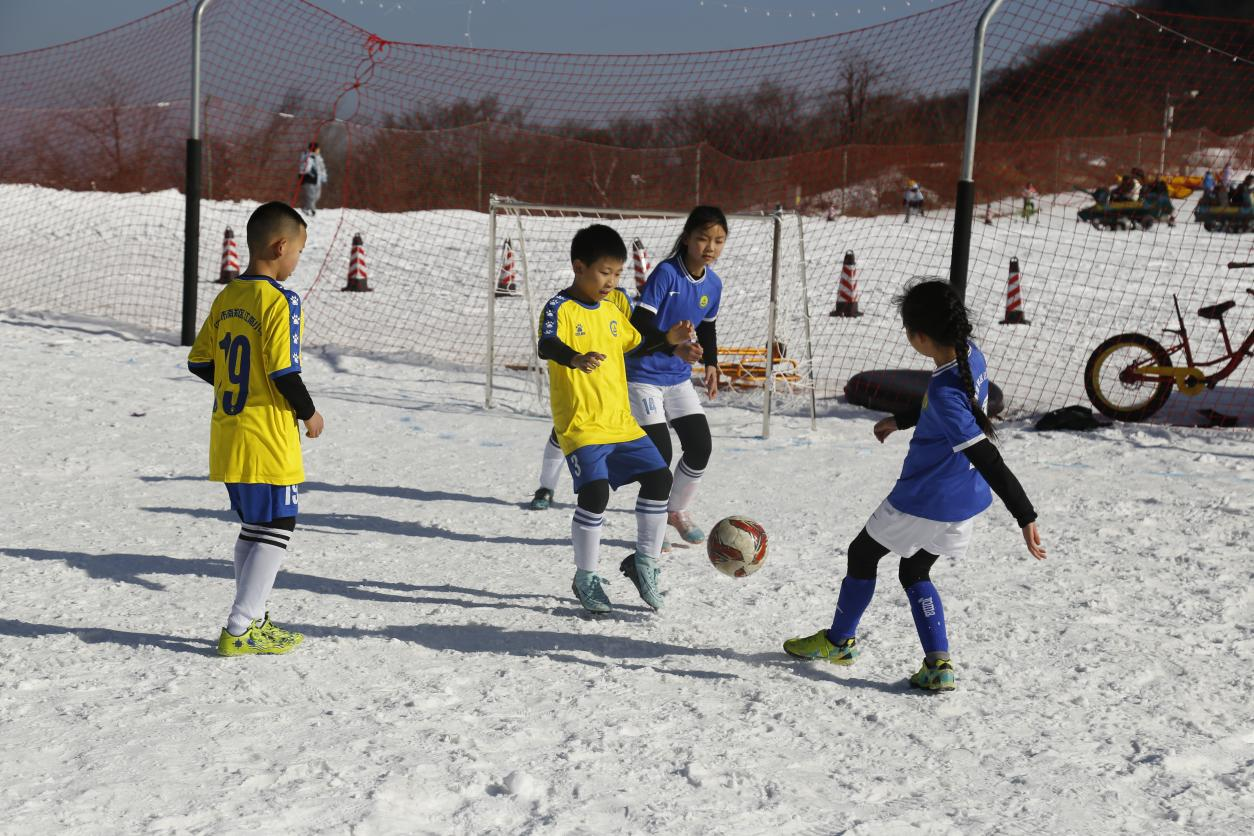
[486,198,817,434]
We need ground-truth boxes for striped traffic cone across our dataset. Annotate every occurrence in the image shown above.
[495,239,518,297]
[631,238,651,298]
[1000,257,1028,324]
[830,250,861,317]
[217,228,239,284]
[342,233,372,292]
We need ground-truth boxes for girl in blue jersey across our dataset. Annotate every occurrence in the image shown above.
[783,279,1046,691]
[626,206,727,545]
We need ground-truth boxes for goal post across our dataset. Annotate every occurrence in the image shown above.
[486,196,817,436]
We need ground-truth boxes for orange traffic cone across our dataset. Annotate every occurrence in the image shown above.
[495,239,518,297]
[217,228,239,284]
[1000,257,1028,324]
[342,233,372,292]
[830,250,861,317]
[631,238,651,298]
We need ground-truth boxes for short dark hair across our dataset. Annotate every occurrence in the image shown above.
[570,224,627,266]
[247,201,307,252]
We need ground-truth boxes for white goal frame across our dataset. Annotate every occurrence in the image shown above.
[486,196,817,438]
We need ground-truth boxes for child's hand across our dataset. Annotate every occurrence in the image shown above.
[304,411,325,438]
[666,320,696,345]
[873,416,897,442]
[1022,522,1046,560]
[702,365,719,399]
[571,352,606,372]
[675,341,703,363]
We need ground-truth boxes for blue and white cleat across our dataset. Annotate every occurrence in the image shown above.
[571,569,611,613]
[618,552,663,611]
[668,510,705,544]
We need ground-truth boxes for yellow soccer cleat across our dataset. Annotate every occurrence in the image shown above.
[909,657,956,691]
[217,620,296,657]
[258,612,304,649]
[783,630,858,665]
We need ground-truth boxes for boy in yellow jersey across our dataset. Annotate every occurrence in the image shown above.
[538,225,699,613]
[529,286,634,511]
[187,201,325,656]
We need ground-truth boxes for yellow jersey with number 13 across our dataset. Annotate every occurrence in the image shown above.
[187,276,305,484]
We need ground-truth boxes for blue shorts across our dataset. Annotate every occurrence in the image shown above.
[566,436,667,492]
[226,483,299,524]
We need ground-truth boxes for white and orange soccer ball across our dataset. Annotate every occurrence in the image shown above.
[705,516,768,578]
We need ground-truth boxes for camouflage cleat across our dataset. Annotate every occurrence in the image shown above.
[529,488,554,511]
[909,657,956,692]
[258,612,304,648]
[217,620,296,657]
[571,569,612,614]
[783,630,858,665]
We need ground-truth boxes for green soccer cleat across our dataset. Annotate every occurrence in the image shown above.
[783,630,858,665]
[217,620,296,657]
[571,569,612,614]
[618,552,663,611]
[909,657,956,692]
[529,488,554,511]
[258,612,304,649]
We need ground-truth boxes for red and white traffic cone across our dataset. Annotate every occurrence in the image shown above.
[217,228,239,284]
[1000,257,1028,324]
[495,239,518,297]
[631,238,651,298]
[342,233,372,292]
[830,250,861,317]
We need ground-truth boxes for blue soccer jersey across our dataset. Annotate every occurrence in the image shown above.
[625,254,722,386]
[886,343,993,523]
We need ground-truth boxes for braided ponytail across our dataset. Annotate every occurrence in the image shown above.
[896,278,997,442]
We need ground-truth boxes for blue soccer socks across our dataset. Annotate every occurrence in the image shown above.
[905,580,949,656]
[827,576,876,643]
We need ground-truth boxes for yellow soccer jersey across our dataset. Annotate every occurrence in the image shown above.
[187,276,306,484]
[539,290,644,455]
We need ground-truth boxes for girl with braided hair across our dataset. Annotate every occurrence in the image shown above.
[783,279,1045,691]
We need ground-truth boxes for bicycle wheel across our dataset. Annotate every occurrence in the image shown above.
[1084,333,1174,421]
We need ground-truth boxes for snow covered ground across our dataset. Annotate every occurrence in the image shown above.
[1,314,1252,835]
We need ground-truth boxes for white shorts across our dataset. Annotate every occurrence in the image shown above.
[864,499,975,560]
[628,381,705,427]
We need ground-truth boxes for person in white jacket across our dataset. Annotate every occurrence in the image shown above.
[903,181,925,223]
[297,142,328,216]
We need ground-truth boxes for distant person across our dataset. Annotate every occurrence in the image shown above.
[1202,170,1217,197]
[1233,175,1254,209]
[1111,174,1140,202]
[1222,162,1234,191]
[187,202,324,656]
[1021,183,1039,220]
[903,181,925,222]
[297,142,327,216]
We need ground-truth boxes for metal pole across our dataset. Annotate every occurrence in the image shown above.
[695,145,701,206]
[950,0,1007,303]
[1159,93,1172,177]
[794,212,818,431]
[512,212,545,404]
[182,0,216,346]
[486,202,497,408]
[762,209,783,439]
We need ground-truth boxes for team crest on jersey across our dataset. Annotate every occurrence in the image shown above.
[575,323,585,336]
[609,320,619,336]
[699,294,709,308]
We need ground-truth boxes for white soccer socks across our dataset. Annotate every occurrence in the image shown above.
[226,525,290,636]
[668,460,704,513]
[571,508,604,572]
[539,434,565,492]
[635,497,668,558]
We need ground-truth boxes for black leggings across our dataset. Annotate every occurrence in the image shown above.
[845,527,938,589]
[642,414,712,471]
[576,467,672,514]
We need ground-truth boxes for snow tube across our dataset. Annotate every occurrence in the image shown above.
[844,369,1006,417]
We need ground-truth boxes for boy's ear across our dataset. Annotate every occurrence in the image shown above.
[571,258,587,272]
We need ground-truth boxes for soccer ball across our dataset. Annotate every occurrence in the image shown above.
[706,516,768,578]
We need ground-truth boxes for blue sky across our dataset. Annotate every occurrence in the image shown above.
[0,0,944,54]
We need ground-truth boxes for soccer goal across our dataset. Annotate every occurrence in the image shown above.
[485,197,818,437]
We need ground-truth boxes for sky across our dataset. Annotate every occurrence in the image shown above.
[0,0,947,54]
